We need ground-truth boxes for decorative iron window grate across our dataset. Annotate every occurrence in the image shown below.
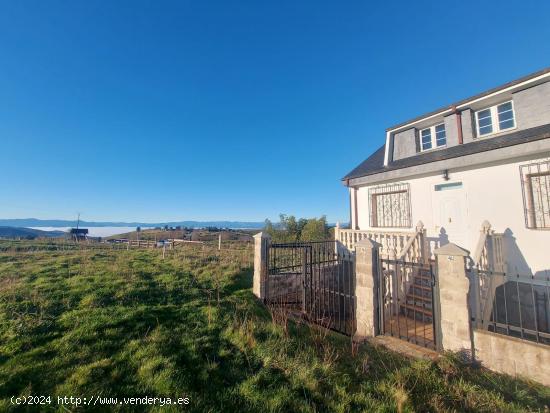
[369,183,411,228]
[520,161,550,229]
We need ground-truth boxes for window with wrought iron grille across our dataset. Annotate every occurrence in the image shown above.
[520,161,550,229]
[369,183,411,228]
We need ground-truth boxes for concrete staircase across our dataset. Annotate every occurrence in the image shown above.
[401,267,433,322]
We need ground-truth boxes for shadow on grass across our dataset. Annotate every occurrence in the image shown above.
[2,248,549,412]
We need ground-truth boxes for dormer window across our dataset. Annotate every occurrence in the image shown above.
[420,123,446,151]
[475,100,516,137]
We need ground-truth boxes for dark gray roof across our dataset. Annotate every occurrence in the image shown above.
[70,228,89,234]
[342,144,385,183]
[343,123,550,182]
[387,66,550,132]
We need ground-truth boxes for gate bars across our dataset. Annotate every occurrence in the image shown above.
[471,267,550,345]
[266,240,356,336]
[379,258,438,350]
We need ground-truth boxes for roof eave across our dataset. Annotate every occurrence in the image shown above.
[386,66,550,133]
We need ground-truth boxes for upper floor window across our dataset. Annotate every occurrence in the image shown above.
[420,123,446,151]
[475,101,516,137]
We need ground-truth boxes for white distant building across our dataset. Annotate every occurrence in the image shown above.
[338,67,550,275]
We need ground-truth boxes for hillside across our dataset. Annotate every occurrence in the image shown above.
[107,227,257,242]
[0,218,265,229]
[0,226,65,239]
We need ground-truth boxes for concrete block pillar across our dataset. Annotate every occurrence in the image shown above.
[354,238,381,340]
[433,243,472,354]
[253,232,271,300]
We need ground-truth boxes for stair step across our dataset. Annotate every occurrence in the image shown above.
[400,303,433,316]
[410,284,432,292]
[405,299,433,309]
[413,280,432,289]
[406,293,431,302]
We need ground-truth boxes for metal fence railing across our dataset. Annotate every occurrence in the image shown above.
[379,258,438,350]
[266,240,356,336]
[472,267,550,345]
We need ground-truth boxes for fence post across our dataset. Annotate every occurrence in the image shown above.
[301,247,307,313]
[253,232,271,301]
[354,238,381,340]
[433,243,472,356]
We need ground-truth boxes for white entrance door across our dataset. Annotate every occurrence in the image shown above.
[432,182,468,247]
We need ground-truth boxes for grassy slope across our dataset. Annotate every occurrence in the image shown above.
[106,229,255,242]
[105,229,184,240]
[0,242,548,412]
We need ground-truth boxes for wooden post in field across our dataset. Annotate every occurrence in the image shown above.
[218,234,221,251]
[162,243,166,259]
[253,232,271,300]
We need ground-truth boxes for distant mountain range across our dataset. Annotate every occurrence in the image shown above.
[0,218,266,229]
[0,226,66,238]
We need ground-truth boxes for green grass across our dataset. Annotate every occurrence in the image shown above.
[0,241,548,412]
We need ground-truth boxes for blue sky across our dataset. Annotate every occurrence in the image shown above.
[2,1,550,223]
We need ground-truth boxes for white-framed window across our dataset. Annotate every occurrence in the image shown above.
[419,123,446,151]
[369,183,411,228]
[475,100,516,137]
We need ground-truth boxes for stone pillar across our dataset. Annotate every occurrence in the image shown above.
[433,243,472,354]
[253,232,271,300]
[354,238,381,340]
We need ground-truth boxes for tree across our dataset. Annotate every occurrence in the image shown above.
[263,215,329,242]
[300,216,329,241]
[264,219,275,238]
[279,214,300,241]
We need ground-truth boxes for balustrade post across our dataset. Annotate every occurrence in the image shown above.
[416,220,427,263]
[481,220,494,270]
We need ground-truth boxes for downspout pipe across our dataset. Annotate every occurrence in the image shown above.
[452,105,464,144]
[344,179,358,230]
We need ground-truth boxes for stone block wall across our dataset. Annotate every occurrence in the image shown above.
[474,329,550,386]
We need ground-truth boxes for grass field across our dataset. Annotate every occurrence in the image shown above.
[0,240,549,412]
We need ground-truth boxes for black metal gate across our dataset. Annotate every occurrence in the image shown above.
[379,258,438,350]
[266,241,356,335]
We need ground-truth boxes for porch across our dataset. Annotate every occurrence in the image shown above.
[253,220,550,386]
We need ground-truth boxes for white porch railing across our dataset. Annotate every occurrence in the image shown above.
[334,221,427,262]
[471,220,505,272]
[471,220,506,329]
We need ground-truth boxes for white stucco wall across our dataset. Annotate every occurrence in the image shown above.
[354,155,550,275]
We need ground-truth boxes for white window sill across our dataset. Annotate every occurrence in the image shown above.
[420,145,447,154]
[476,125,517,140]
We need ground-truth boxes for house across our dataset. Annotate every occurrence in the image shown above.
[340,67,550,275]
[69,228,89,241]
